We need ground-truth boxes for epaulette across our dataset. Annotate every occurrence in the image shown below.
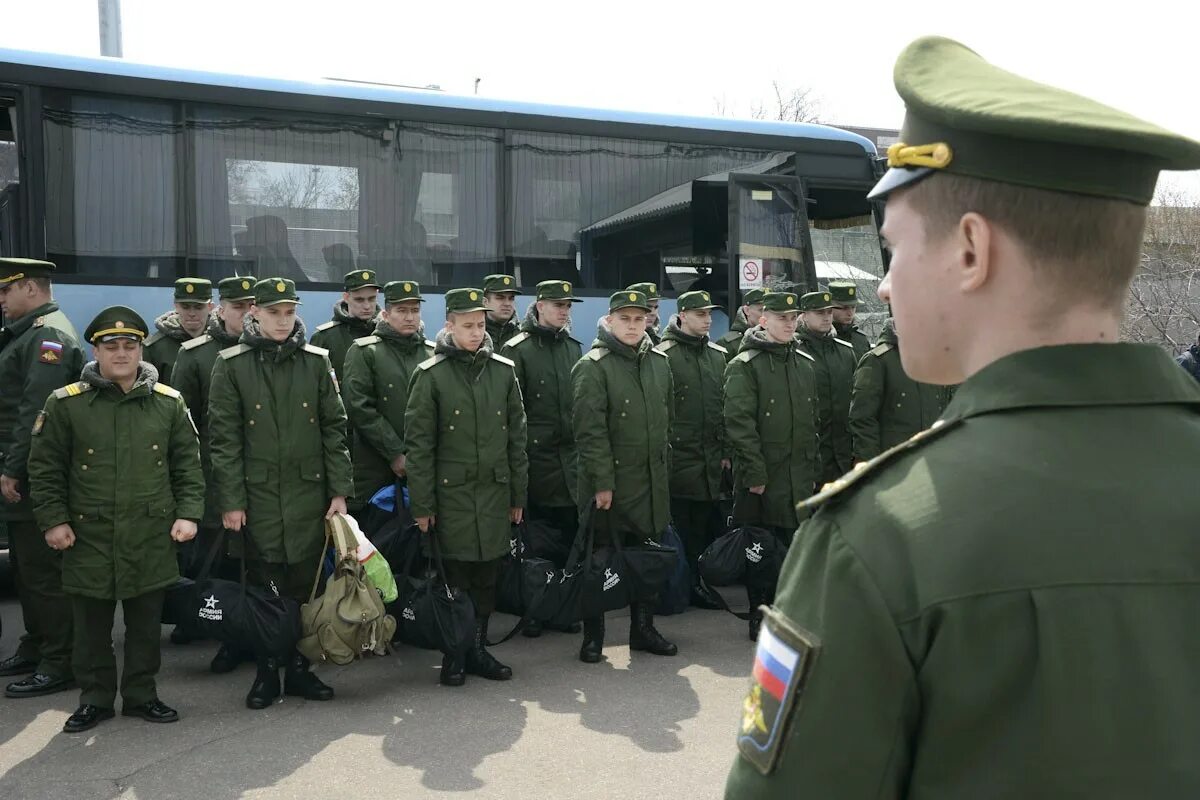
[181,334,213,351]
[650,348,668,358]
[584,348,609,362]
[303,343,330,357]
[424,339,436,350]
[32,316,44,328]
[417,354,447,371]
[505,331,531,348]
[490,353,515,367]
[795,348,816,362]
[218,343,253,360]
[707,341,728,354]
[53,381,92,399]
[315,320,341,332]
[153,383,182,399]
[352,335,381,348]
[833,337,855,349]
[799,419,961,511]
[868,341,894,358]
[654,340,676,353]
[732,349,762,364]
[144,331,165,346]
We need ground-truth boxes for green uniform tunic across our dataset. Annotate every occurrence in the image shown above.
[716,308,753,362]
[309,301,379,383]
[795,326,857,482]
[143,311,198,386]
[834,321,872,363]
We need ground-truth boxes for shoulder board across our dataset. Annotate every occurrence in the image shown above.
[352,335,381,348]
[490,353,515,367]
[654,340,677,353]
[868,341,894,357]
[833,337,855,349]
[180,334,213,352]
[53,381,93,399]
[795,348,816,363]
[144,331,165,346]
[800,419,960,511]
[732,349,762,364]
[303,343,330,357]
[153,383,182,399]
[584,348,609,362]
[32,316,44,328]
[424,339,436,350]
[218,343,253,360]
[707,341,728,354]
[417,354,447,371]
[650,348,668,358]
[505,331,531,348]
[315,320,341,332]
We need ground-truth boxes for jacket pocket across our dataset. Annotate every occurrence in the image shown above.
[437,462,468,487]
[299,458,325,482]
[493,467,509,484]
[147,501,176,518]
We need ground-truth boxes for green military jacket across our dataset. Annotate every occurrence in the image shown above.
[572,326,673,541]
[27,362,204,600]
[0,302,84,522]
[835,321,872,363]
[716,308,753,361]
[143,311,198,386]
[172,313,241,528]
[723,327,820,530]
[500,307,583,509]
[655,320,726,502]
[405,331,529,562]
[726,343,1200,798]
[341,320,434,504]
[208,317,354,565]
[849,322,953,462]
[309,301,380,383]
[485,313,520,350]
[795,326,857,483]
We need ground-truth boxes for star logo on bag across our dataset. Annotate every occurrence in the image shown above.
[204,595,219,609]
[749,543,763,556]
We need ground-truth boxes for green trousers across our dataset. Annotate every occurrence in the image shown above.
[9,518,73,678]
[71,589,165,709]
[247,553,324,606]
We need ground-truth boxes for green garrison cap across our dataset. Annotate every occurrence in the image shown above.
[218,276,256,302]
[383,280,424,304]
[483,274,520,295]
[828,281,862,306]
[535,279,582,302]
[869,36,1200,204]
[677,290,720,312]
[0,258,55,285]
[344,269,382,292]
[445,287,488,314]
[173,278,213,302]
[761,292,799,313]
[799,291,835,311]
[254,277,301,306]
[741,287,769,306]
[85,305,148,344]
[609,290,652,313]
[626,282,660,300]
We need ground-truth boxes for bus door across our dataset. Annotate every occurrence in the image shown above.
[726,173,816,312]
[0,92,23,257]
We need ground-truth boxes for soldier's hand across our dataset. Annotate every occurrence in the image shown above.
[594,490,613,510]
[325,496,348,520]
[416,515,435,533]
[510,507,524,524]
[45,523,75,551]
[749,485,766,495]
[170,519,198,543]
[391,454,407,478]
[0,474,21,504]
[223,510,247,531]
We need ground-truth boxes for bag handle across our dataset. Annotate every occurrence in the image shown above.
[698,574,753,621]
[486,521,552,647]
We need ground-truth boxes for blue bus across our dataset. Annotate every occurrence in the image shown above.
[0,48,882,334]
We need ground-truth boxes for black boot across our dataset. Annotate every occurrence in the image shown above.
[522,619,544,638]
[579,616,605,663]
[690,580,723,610]
[440,651,466,686]
[245,658,281,710]
[629,602,678,656]
[465,616,512,681]
[284,653,334,701]
[210,643,249,675]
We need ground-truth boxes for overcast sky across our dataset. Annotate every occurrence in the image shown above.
[5,0,1199,195]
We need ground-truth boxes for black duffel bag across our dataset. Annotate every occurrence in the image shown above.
[497,524,557,618]
[521,517,571,565]
[574,505,676,619]
[697,524,786,589]
[370,514,423,580]
[389,525,475,656]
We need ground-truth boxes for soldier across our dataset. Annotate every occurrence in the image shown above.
[27,306,204,733]
[143,278,213,386]
[500,279,584,637]
[625,282,663,344]
[208,278,354,710]
[0,258,83,698]
[726,36,1200,797]
[848,319,953,463]
[827,281,872,362]
[794,291,856,484]
[572,289,676,663]
[481,273,520,348]
[405,287,529,686]
[341,280,433,510]
[655,290,728,608]
[310,268,383,382]
[716,288,767,361]
[722,291,819,638]
[170,275,256,665]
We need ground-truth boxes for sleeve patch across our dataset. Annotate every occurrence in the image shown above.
[39,340,65,363]
[31,410,46,436]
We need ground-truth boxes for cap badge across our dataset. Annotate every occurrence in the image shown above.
[115,321,125,328]
[361,271,370,280]
[503,276,512,285]
[276,281,286,292]
[469,291,479,301]
[786,296,795,306]
[628,293,637,301]
[241,280,251,290]
[701,292,710,301]
[848,287,855,296]
[562,283,571,293]
[403,282,412,292]
[823,294,831,302]
[185,284,195,294]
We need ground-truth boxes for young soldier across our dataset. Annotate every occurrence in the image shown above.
[405,287,529,686]
[848,319,953,463]
[655,290,728,608]
[481,273,520,348]
[310,268,382,382]
[341,280,433,509]
[726,36,1200,797]
[572,289,676,663]
[208,278,353,710]
[827,281,872,362]
[716,288,767,362]
[794,290,857,484]
[143,277,213,385]
[0,258,83,698]
[722,291,819,638]
[625,282,663,344]
[28,306,204,733]
[500,279,584,637]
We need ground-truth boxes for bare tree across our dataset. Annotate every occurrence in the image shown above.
[713,82,822,123]
[1123,187,1200,351]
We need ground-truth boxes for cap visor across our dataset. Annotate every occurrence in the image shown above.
[867,166,935,200]
[452,305,488,314]
[611,303,652,312]
[95,333,144,343]
[255,298,301,307]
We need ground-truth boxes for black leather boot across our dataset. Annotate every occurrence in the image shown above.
[465,616,512,681]
[579,616,605,663]
[210,643,249,675]
[522,619,544,638]
[440,651,466,686]
[284,653,334,701]
[245,657,281,710]
[629,602,678,656]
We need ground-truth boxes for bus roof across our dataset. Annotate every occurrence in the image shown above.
[0,47,876,155]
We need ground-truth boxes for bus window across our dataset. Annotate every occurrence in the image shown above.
[807,184,888,339]
[0,101,19,257]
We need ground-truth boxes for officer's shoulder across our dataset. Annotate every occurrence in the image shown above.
[315,320,341,332]
[352,335,380,348]
[52,381,93,400]
[180,334,213,352]
[732,349,761,364]
[144,331,165,346]
[867,341,894,358]
[218,343,253,360]
[707,341,728,355]
[490,352,515,368]
[153,383,182,399]
[303,343,330,359]
[416,354,447,371]
[584,347,609,362]
[505,331,531,348]
[833,337,855,349]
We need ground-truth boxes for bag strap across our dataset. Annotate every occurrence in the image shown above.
[486,521,549,647]
[193,528,226,583]
[308,523,334,602]
[698,574,753,621]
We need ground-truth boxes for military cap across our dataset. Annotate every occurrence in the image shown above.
[445,287,488,314]
[799,291,835,311]
[254,277,301,306]
[761,292,799,313]
[383,280,424,304]
[0,257,55,285]
[344,269,382,292]
[535,279,582,303]
[626,282,660,300]
[609,290,652,313]
[482,274,520,295]
[828,281,863,306]
[869,37,1200,204]
[742,287,769,306]
[173,278,212,303]
[85,305,148,344]
[218,275,256,302]
[678,290,719,312]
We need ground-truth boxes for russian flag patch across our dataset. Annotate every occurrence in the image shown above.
[39,340,64,364]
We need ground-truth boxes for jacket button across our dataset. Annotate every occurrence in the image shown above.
[765,412,771,417]
[502,425,507,431]
[302,402,309,408]
[496,411,501,415]
[624,399,630,404]
[383,396,388,402]
[152,444,159,450]
[249,420,256,426]
[449,425,455,430]
[443,478,449,484]
[316,472,321,478]
[255,404,261,410]
[533,439,538,445]
[388,383,393,388]
[769,399,775,404]
[157,461,163,467]
[620,412,626,417]
[78,514,84,520]
[540,380,545,384]
[454,410,461,415]
[614,459,620,466]
[87,448,94,454]
[310,418,316,423]
[81,464,88,470]
[535,394,541,399]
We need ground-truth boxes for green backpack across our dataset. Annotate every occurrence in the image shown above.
[297,514,397,665]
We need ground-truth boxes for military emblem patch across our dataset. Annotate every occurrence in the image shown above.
[39,340,64,363]
[737,607,819,776]
[329,368,340,394]
[31,410,46,436]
